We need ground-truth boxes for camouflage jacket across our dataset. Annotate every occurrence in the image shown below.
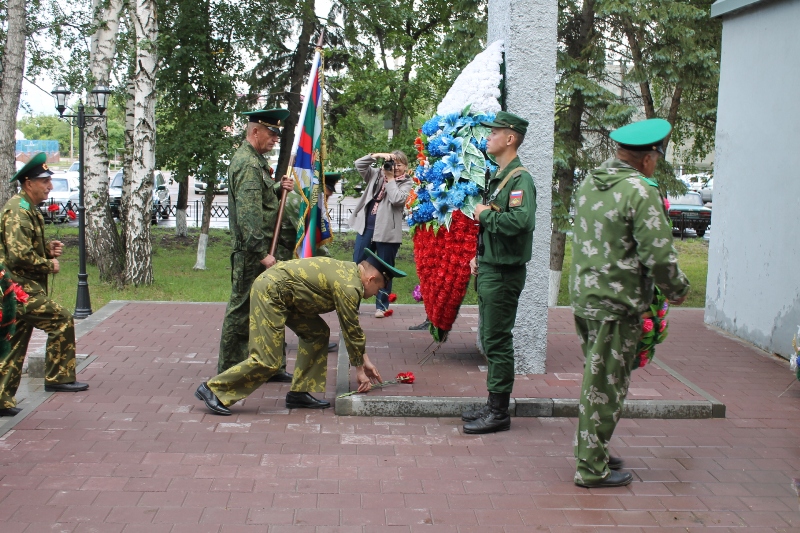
[227,140,282,257]
[276,189,331,261]
[262,257,366,366]
[0,191,55,294]
[478,156,537,267]
[570,158,690,322]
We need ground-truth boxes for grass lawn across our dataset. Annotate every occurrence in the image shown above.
[44,225,705,313]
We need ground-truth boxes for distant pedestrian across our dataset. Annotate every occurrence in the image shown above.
[349,151,412,318]
[462,112,536,435]
[0,153,89,417]
[218,108,294,382]
[570,119,690,488]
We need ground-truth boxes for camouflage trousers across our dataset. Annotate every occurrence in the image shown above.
[573,315,641,485]
[0,290,77,408]
[208,272,331,406]
[218,250,286,374]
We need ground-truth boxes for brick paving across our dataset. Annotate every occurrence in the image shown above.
[1,302,798,532]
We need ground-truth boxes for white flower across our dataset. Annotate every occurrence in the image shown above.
[437,40,504,116]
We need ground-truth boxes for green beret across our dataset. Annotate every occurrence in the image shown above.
[480,111,528,136]
[11,152,54,183]
[242,108,290,134]
[362,248,407,281]
[610,118,672,154]
[324,172,341,192]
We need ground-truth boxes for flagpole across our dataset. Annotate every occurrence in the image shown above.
[269,29,325,257]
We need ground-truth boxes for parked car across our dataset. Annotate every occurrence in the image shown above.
[108,169,171,224]
[699,178,713,204]
[680,173,711,193]
[668,191,712,238]
[193,164,229,194]
[63,161,80,182]
[39,176,77,222]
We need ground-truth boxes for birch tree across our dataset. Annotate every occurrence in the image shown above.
[85,0,126,285]
[127,0,158,285]
[0,0,27,206]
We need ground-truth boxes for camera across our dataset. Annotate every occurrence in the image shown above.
[382,159,395,171]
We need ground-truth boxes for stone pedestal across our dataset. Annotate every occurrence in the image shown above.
[484,0,557,374]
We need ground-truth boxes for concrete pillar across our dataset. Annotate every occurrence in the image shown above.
[488,0,557,374]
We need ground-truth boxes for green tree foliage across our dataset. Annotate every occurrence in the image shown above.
[325,0,487,183]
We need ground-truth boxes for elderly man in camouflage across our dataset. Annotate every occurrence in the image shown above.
[195,249,404,414]
[570,119,690,488]
[218,108,294,381]
[0,153,88,417]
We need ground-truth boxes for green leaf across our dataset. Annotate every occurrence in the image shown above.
[460,194,480,219]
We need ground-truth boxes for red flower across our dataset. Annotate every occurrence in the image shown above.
[659,320,668,332]
[67,210,77,220]
[642,318,654,333]
[383,309,394,317]
[388,293,397,303]
[396,372,415,384]
[663,198,670,211]
[657,309,666,318]
[9,282,28,304]
[47,203,59,212]
[638,356,648,368]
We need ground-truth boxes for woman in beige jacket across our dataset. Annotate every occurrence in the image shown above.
[349,151,413,317]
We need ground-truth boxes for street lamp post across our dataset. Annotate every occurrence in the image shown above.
[52,84,112,319]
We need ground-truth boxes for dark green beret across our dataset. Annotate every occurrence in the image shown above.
[242,108,290,134]
[480,111,529,136]
[11,152,54,183]
[610,118,672,154]
[363,248,407,281]
[324,172,341,192]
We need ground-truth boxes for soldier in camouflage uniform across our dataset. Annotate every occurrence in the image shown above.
[0,153,89,417]
[570,119,690,488]
[195,250,405,414]
[218,109,294,380]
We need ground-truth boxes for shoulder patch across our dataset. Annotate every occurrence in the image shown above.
[19,199,30,210]
[509,190,524,207]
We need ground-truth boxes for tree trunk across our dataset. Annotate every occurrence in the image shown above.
[85,0,126,285]
[193,185,215,269]
[622,22,655,119]
[126,0,158,286]
[0,0,27,206]
[121,80,135,249]
[275,0,315,179]
[175,166,189,236]
[549,0,595,305]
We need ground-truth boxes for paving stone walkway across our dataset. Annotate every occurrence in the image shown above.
[1,302,798,532]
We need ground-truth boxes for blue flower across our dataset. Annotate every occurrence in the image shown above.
[446,187,466,209]
[442,152,466,180]
[427,134,454,157]
[412,201,435,224]
[428,160,447,188]
[474,112,495,125]
[485,159,498,174]
[469,137,488,153]
[430,183,448,201]
[460,181,479,196]
[440,112,467,136]
[421,116,442,136]
[415,164,429,182]
[416,186,431,203]
[432,196,454,225]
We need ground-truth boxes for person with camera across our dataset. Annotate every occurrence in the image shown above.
[349,151,413,318]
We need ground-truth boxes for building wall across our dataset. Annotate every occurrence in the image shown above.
[706,0,800,358]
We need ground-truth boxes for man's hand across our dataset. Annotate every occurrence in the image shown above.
[51,258,60,274]
[260,254,277,269]
[469,256,478,276]
[473,203,488,218]
[670,291,689,306]
[279,175,293,192]
[355,367,372,393]
[49,240,64,258]
[363,354,383,384]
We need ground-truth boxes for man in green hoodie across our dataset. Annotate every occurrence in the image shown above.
[570,119,690,488]
[461,111,537,435]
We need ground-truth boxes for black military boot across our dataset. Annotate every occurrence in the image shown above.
[461,395,490,422]
[463,392,510,434]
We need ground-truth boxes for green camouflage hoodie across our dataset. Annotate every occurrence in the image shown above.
[569,158,690,322]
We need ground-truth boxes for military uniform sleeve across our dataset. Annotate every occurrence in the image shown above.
[479,172,537,236]
[630,185,690,301]
[333,284,366,367]
[234,163,270,257]
[1,210,54,275]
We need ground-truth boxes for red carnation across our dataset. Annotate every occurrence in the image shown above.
[659,320,668,332]
[396,372,415,384]
[67,210,77,220]
[47,203,59,212]
[9,283,28,304]
[657,308,666,318]
[639,356,648,368]
[383,309,394,317]
[388,293,397,303]
[663,198,670,211]
[642,318,654,333]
